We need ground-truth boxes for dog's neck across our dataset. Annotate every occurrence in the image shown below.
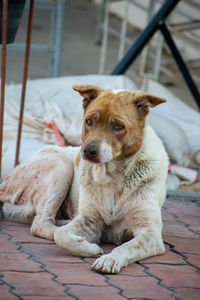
[91,161,121,185]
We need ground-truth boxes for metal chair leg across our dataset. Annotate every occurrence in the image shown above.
[0,0,8,177]
[15,0,35,166]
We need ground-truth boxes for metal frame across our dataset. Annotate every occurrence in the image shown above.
[111,0,200,108]
[0,0,66,176]
[4,0,66,77]
[0,0,8,176]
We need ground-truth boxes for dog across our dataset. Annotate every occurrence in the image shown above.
[0,85,169,273]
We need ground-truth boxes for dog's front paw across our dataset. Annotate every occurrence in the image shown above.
[92,254,122,274]
[54,227,103,257]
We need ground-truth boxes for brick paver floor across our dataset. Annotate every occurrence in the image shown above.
[0,198,200,300]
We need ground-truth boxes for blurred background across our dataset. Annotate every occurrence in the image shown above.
[3,0,200,109]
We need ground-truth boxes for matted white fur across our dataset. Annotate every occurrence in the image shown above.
[99,140,113,163]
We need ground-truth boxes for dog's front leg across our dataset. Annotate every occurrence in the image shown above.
[54,213,104,257]
[93,207,165,273]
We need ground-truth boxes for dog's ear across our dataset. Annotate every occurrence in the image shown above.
[133,91,166,116]
[73,85,103,109]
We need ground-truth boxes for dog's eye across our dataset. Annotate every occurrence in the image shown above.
[86,119,93,126]
[112,123,125,131]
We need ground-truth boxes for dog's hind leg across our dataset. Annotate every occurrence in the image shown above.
[30,160,74,241]
[30,192,67,240]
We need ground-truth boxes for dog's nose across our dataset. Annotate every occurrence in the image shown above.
[83,144,98,160]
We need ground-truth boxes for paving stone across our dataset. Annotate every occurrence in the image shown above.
[175,214,200,227]
[107,275,174,299]
[0,282,16,300]
[162,210,175,222]
[163,221,197,238]
[2,223,53,244]
[22,242,82,263]
[184,253,200,269]
[164,200,200,217]
[145,264,200,289]
[0,252,41,272]
[68,285,125,300]
[2,271,66,297]
[141,244,186,265]
[186,224,200,235]
[173,214,200,236]
[174,287,200,300]
[0,220,17,227]
[46,261,106,286]
[0,234,19,253]
[23,296,73,300]
[118,263,146,276]
[164,236,200,255]
[1,197,200,300]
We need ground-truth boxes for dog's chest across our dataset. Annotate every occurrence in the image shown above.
[100,183,122,217]
[92,164,125,224]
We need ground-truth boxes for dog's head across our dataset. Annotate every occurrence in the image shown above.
[73,85,166,164]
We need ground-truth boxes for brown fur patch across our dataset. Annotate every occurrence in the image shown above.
[75,152,81,167]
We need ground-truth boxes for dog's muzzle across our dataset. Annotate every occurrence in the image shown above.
[82,144,99,163]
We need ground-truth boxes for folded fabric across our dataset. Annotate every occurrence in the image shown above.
[145,79,200,166]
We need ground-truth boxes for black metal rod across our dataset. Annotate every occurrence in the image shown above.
[111,0,180,75]
[159,21,200,108]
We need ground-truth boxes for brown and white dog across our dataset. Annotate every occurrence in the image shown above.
[0,85,169,273]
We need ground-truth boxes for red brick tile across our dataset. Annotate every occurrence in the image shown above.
[174,287,200,300]
[186,224,200,234]
[0,282,16,300]
[2,271,66,296]
[164,200,200,217]
[172,214,200,235]
[0,220,18,226]
[46,262,106,286]
[145,264,200,288]
[162,210,175,222]
[141,244,186,265]
[23,296,73,300]
[2,224,53,244]
[50,262,106,286]
[0,234,19,252]
[119,263,145,276]
[0,252,41,272]
[69,285,125,300]
[107,275,173,299]
[176,214,200,227]
[163,221,197,238]
[22,243,82,263]
[164,236,200,255]
[184,253,200,269]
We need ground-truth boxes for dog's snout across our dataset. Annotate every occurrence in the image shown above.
[83,144,98,161]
